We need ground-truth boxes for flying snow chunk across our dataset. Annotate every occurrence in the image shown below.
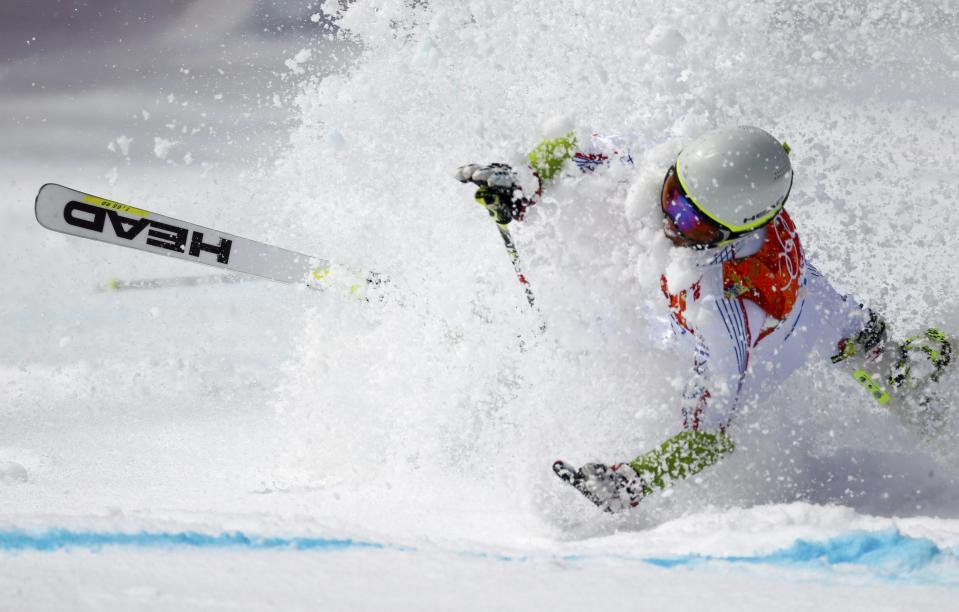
[0,461,28,484]
[109,134,134,156]
[320,0,339,15]
[285,48,313,75]
[116,135,133,156]
[645,26,686,56]
[153,137,178,160]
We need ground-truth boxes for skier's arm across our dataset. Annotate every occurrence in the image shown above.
[452,133,579,225]
[528,132,635,187]
[456,132,632,224]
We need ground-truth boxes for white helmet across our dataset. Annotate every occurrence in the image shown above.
[674,126,793,233]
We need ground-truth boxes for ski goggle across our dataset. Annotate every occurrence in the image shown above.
[660,167,734,247]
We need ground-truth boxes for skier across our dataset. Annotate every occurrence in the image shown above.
[455,126,953,512]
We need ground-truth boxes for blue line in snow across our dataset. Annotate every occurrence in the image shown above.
[1,527,957,584]
[0,529,386,553]
[642,529,956,581]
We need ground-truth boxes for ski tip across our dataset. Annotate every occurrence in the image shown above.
[35,182,67,204]
[34,183,74,228]
[36,182,63,196]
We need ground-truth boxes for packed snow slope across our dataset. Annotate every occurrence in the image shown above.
[3,0,959,609]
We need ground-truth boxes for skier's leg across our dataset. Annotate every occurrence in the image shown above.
[572,271,860,512]
[553,430,735,513]
[606,270,868,511]
[554,297,748,512]
[554,266,858,512]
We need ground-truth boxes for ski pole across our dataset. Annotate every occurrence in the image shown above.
[453,163,543,326]
[492,222,547,335]
[97,273,260,292]
[495,222,536,310]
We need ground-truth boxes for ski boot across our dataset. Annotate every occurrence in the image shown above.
[887,329,954,437]
[834,315,954,436]
[552,460,646,513]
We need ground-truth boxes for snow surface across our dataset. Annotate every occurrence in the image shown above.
[3,1,959,609]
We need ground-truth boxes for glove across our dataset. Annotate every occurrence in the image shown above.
[454,163,530,225]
